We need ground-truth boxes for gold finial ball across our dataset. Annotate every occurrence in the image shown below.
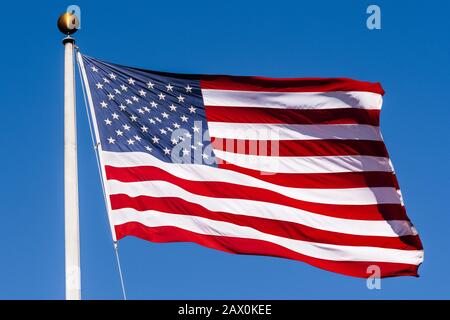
[57,12,79,35]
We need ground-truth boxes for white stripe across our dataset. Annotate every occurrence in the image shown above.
[213,149,392,174]
[201,89,383,110]
[208,123,382,141]
[107,179,416,237]
[102,151,402,205]
[111,209,423,265]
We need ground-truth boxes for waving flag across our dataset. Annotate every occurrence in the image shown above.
[78,53,423,278]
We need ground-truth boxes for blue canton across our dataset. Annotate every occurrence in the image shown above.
[82,55,216,166]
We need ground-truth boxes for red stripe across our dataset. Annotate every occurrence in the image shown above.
[111,194,422,250]
[216,162,399,189]
[200,76,384,95]
[105,165,407,220]
[115,222,418,278]
[211,138,388,157]
[205,106,380,126]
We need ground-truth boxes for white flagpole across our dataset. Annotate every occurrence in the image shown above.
[59,13,81,300]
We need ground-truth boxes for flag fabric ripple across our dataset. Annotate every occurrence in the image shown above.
[78,53,423,278]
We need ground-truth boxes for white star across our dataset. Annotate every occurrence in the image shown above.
[166,84,174,92]
[114,89,121,95]
[103,77,110,84]
[123,124,131,131]
[169,104,177,111]
[139,89,147,97]
[192,125,200,133]
[132,96,139,102]
[182,148,190,156]
[145,146,152,152]
[119,104,126,111]
[166,127,173,132]
[185,85,193,93]
[149,118,156,124]
[188,106,196,113]
[134,135,142,142]
[100,101,108,108]
[177,95,185,103]
[112,113,119,120]
[185,132,192,138]
[130,115,138,122]
[158,93,166,100]
[91,66,98,72]
[120,84,128,91]
[127,138,135,145]
[104,118,112,125]
[128,78,136,85]
[115,129,123,136]
[143,107,150,112]
[197,141,204,146]
[107,137,115,144]
[147,81,155,89]
[163,147,171,155]
[155,117,162,123]
[171,138,178,145]
[161,112,169,119]
[180,115,188,122]
[173,122,181,129]
[125,99,133,105]
[138,108,145,114]
[107,93,115,100]
[152,136,160,144]
[202,153,208,159]
[191,145,197,150]
[96,82,104,89]
[109,73,116,80]
[160,128,167,135]
[150,101,158,108]
[141,125,148,132]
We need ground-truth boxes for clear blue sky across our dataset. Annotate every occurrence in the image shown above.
[0,0,449,299]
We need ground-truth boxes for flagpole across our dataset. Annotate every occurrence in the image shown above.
[58,13,81,300]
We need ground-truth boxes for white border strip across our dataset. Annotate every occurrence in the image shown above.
[77,52,117,241]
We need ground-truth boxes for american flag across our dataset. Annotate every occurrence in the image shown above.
[78,53,423,278]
